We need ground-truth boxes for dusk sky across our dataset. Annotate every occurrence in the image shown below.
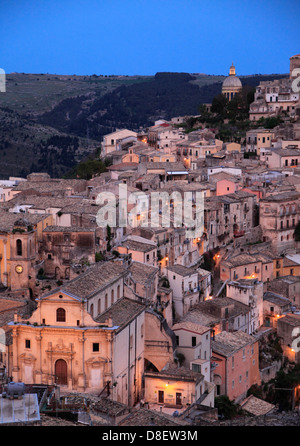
[1,0,299,76]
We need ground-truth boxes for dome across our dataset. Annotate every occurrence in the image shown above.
[222,75,242,88]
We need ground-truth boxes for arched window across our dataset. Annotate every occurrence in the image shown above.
[98,299,101,314]
[105,294,108,310]
[111,289,114,305]
[90,304,94,318]
[117,285,120,299]
[56,308,66,322]
[16,239,22,256]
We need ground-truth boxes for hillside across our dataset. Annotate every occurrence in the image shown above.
[0,107,99,179]
[0,71,288,179]
[37,72,288,141]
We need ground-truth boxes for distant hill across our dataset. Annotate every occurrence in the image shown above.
[0,71,288,178]
[38,72,288,141]
[0,106,99,179]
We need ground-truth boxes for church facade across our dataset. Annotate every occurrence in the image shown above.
[8,290,146,405]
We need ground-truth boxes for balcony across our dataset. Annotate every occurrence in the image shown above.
[234,230,245,238]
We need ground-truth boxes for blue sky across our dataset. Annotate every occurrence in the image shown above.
[0,0,299,76]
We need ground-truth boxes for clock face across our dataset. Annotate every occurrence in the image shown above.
[15,265,23,274]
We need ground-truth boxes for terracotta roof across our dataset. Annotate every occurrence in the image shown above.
[172,321,210,335]
[122,239,156,253]
[144,362,203,383]
[42,226,95,233]
[167,265,197,277]
[240,395,275,416]
[212,331,256,357]
[118,408,187,426]
[128,261,158,285]
[0,211,49,232]
[96,297,146,333]
[61,262,127,299]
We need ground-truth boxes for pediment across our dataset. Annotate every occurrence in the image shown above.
[40,290,84,303]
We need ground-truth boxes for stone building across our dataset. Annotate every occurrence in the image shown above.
[259,191,300,254]
[249,54,300,121]
[277,313,300,364]
[8,292,146,406]
[211,331,260,403]
[0,213,52,297]
[226,279,264,334]
[39,226,97,280]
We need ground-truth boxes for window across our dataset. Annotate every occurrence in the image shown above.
[232,357,234,368]
[117,285,120,299]
[25,339,31,349]
[105,294,108,310]
[192,336,196,347]
[56,308,66,322]
[93,343,99,352]
[111,289,114,304]
[176,336,179,346]
[16,239,22,256]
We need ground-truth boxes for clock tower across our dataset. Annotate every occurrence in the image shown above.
[9,218,36,297]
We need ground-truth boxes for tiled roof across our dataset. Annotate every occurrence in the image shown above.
[118,408,187,426]
[96,297,146,333]
[240,395,275,416]
[212,331,256,357]
[122,239,156,253]
[167,265,197,277]
[263,291,291,306]
[128,261,158,285]
[172,321,210,335]
[0,211,49,232]
[61,262,127,299]
[43,226,95,233]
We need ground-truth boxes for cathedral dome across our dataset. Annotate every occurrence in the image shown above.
[222,75,242,88]
[222,62,242,100]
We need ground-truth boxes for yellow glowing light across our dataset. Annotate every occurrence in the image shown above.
[165,256,169,261]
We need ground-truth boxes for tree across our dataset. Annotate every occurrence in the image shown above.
[294,221,300,241]
[211,94,228,116]
[106,224,112,252]
[214,395,240,419]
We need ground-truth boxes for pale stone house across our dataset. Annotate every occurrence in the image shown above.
[259,191,300,254]
[172,321,211,382]
[143,362,214,409]
[167,265,200,318]
[226,279,264,334]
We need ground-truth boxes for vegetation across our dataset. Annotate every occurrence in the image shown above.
[294,221,300,241]
[106,224,112,252]
[63,157,110,180]
[214,395,242,419]
[0,71,288,179]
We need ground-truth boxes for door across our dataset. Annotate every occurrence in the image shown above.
[176,392,182,405]
[55,359,67,385]
[158,390,164,404]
